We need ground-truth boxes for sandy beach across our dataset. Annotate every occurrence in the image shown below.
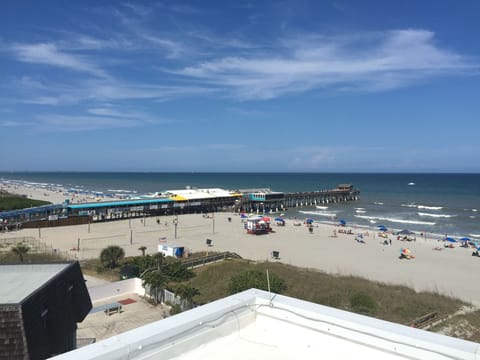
[2,183,480,307]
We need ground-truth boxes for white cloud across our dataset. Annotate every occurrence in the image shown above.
[12,43,108,78]
[0,120,30,127]
[34,114,143,132]
[175,29,475,99]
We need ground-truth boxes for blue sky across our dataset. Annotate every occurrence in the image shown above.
[1,0,479,172]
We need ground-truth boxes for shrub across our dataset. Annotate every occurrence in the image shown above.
[350,292,377,315]
[100,245,125,268]
[169,304,182,316]
[162,261,194,282]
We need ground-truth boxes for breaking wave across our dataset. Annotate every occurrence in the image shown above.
[354,214,436,226]
[417,212,455,218]
[402,204,443,210]
[299,210,337,218]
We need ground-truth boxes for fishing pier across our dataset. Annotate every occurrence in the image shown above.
[1,184,359,228]
[236,184,360,213]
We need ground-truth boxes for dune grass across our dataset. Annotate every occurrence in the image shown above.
[189,259,465,325]
[0,191,51,211]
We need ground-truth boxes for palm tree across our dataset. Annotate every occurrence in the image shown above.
[138,246,147,256]
[153,252,165,270]
[11,244,30,262]
[175,284,200,309]
[142,270,168,305]
[100,245,125,268]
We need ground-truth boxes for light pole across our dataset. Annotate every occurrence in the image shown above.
[174,216,178,239]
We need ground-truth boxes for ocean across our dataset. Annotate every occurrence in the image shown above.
[1,172,479,239]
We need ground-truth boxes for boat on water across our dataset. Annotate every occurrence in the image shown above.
[408,182,416,186]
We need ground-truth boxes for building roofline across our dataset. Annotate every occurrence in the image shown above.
[51,289,480,360]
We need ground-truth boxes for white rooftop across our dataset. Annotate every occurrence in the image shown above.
[165,188,234,200]
[50,289,480,360]
[0,263,71,304]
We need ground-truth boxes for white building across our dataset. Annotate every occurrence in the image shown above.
[51,289,479,359]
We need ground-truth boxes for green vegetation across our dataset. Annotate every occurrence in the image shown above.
[349,292,377,315]
[100,245,125,268]
[174,284,200,309]
[188,260,464,325]
[0,250,65,263]
[11,244,30,262]
[228,269,286,295]
[82,251,475,339]
[0,191,51,211]
[142,270,169,305]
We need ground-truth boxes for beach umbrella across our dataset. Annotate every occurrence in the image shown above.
[274,217,284,222]
[377,225,388,231]
[305,218,314,224]
[339,219,346,225]
[445,237,457,243]
[460,237,471,241]
[262,216,271,222]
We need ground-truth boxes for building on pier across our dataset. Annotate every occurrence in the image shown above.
[235,184,360,213]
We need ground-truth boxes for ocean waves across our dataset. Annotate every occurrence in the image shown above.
[417,212,455,218]
[354,214,436,226]
[402,204,443,210]
[299,210,337,218]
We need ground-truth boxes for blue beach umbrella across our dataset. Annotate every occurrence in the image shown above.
[377,225,388,231]
[305,218,314,224]
[445,237,457,243]
[460,237,471,241]
[339,219,346,225]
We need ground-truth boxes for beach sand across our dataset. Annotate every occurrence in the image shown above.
[2,184,480,306]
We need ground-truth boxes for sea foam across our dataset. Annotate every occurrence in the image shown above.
[417,212,455,218]
[354,214,436,226]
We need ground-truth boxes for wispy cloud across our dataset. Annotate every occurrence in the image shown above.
[11,43,108,78]
[34,114,145,132]
[0,120,31,127]
[175,29,475,99]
